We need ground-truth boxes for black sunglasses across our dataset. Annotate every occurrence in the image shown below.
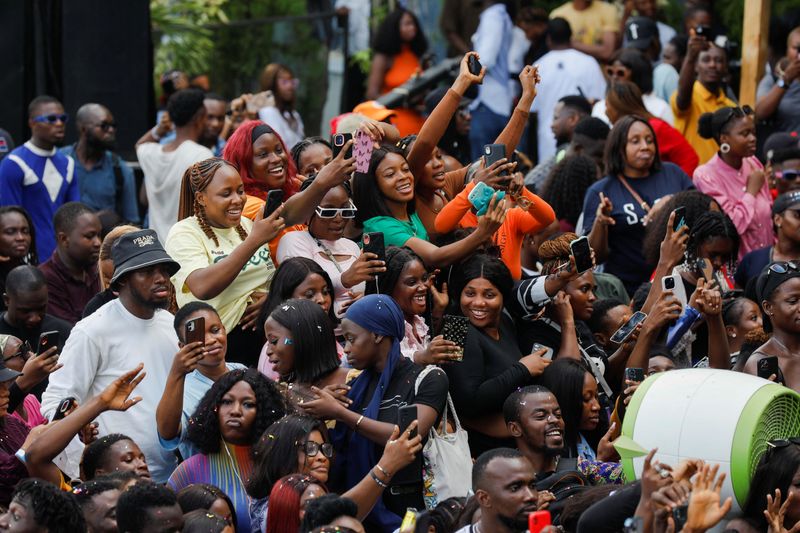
[93,121,117,132]
[768,261,800,275]
[778,169,800,181]
[33,113,69,125]
[764,437,800,463]
[301,441,334,458]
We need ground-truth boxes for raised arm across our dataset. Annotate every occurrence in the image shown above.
[675,33,709,112]
[407,52,485,177]
[25,365,146,485]
[495,66,540,154]
[755,60,800,120]
[156,343,205,442]
[366,53,391,101]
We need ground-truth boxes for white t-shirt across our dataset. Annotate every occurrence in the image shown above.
[257,106,305,150]
[136,140,213,242]
[40,299,180,482]
[276,230,364,314]
[592,92,675,126]
[166,216,275,331]
[531,48,606,160]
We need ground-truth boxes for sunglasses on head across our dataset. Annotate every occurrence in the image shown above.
[777,169,800,181]
[314,203,357,219]
[768,261,800,275]
[301,440,335,458]
[605,67,628,78]
[33,113,69,125]
[3,340,31,362]
[764,437,800,462]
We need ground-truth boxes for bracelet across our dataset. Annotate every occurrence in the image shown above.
[370,470,389,488]
[375,464,391,478]
[150,126,162,140]
[355,414,365,431]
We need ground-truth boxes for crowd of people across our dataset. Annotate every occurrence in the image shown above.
[1,0,800,532]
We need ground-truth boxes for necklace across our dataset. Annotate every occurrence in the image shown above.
[312,234,344,273]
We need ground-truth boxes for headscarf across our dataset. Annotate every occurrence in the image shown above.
[331,294,405,530]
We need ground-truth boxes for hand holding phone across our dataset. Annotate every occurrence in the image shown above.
[569,236,593,274]
[185,317,205,347]
[468,54,482,77]
[264,189,284,219]
[37,331,60,356]
[354,131,374,173]
[363,232,385,263]
[331,132,353,159]
[397,405,418,439]
[483,144,509,177]
[610,311,647,344]
[440,315,470,361]
[672,206,687,232]
[528,511,551,533]
[757,356,781,382]
[624,367,645,383]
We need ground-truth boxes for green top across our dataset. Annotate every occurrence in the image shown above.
[363,213,429,247]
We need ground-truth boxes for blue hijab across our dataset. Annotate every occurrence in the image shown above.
[331,294,405,530]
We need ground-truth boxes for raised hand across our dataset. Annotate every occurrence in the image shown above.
[170,341,205,376]
[99,364,146,412]
[380,422,423,475]
[594,192,615,227]
[519,347,551,377]
[685,463,733,531]
[476,193,509,236]
[519,65,541,99]
[316,139,357,188]
[659,211,689,269]
[597,422,620,462]
[341,252,386,288]
[18,345,62,391]
[458,51,486,86]
[240,291,267,331]
[251,203,286,245]
[472,158,517,190]
[764,489,800,533]
[416,335,461,365]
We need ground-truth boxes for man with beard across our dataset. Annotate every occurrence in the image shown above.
[41,229,181,482]
[455,448,552,533]
[61,103,141,224]
[0,96,79,259]
[200,93,228,156]
[38,202,102,324]
[504,385,623,485]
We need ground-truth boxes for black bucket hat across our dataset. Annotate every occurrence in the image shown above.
[110,229,180,284]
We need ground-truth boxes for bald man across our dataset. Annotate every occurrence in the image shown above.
[60,104,140,224]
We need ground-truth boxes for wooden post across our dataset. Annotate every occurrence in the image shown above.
[739,0,770,107]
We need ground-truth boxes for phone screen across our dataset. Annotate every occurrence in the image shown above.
[610,311,647,344]
[570,237,593,274]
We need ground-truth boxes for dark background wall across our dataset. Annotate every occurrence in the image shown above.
[0,0,154,160]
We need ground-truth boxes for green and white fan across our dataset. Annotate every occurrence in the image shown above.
[614,368,800,511]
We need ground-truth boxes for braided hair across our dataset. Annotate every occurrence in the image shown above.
[538,232,578,275]
[178,157,248,247]
[685,211,739,272]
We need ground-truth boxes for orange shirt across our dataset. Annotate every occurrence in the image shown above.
[434,182,556,279]
[242,196,305,262]
[381,45,425,136]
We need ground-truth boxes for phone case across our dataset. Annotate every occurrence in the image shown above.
[441,315,470,348]
[397,405,418,438]
[467,182,505,216]
[354,131,374,173]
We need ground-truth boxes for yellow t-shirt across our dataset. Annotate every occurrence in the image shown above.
[550,1,620,46]
[670,81,736,165]
[165,216,275,331]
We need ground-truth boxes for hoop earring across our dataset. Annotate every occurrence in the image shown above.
[720,143,731,154]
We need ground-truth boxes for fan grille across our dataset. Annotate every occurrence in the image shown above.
[748,393,800,478]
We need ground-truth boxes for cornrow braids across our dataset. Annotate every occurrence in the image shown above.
[685,211,740,272]
[178,157,248,246]
[538,232,578,275]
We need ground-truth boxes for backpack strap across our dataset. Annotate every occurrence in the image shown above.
[414,365,463,436]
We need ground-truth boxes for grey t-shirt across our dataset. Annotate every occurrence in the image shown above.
[757,73,800,133]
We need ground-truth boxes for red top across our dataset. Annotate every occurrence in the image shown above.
[39,251,101,325]
[650,117,699,177]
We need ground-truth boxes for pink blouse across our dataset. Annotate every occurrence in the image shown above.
[693,154,773,258]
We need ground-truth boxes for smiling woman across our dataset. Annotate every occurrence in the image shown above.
[166,157,286,365]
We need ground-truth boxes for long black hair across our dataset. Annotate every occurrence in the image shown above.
[247,414,329,499]
[187,368,289,454]
[604,115,662,177]
[448,254,514,317]
[267,298,340,383]
[352,144,415,224]
[742,443,800,531]
[372,8,428,58]
[258,257,337,328]
[611,48,654,94]
[538,358,608,458]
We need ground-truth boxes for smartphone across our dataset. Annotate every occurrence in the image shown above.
[37,330,60,356]
[531,342,554,361]
[397,405,418,439]
[483,144,509,177]
[528,511,551,533]
[757,356,780,380]
[662,275,677,292]
[672,504,688,531]
[264,189,284,219]
[468,55,482,76]
[609,311,647,344]
[52,397,76,421]
[185,316,205,346]
[672,206,687,232]
[363,232,385,263]
[441,315,470,361]
[354,131,374,173]
[625,367,645,382]
[569,236,593,274]
[695,25,712,38]
[331,132,353,159]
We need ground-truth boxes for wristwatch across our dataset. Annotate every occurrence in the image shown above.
[777,76,789,89]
